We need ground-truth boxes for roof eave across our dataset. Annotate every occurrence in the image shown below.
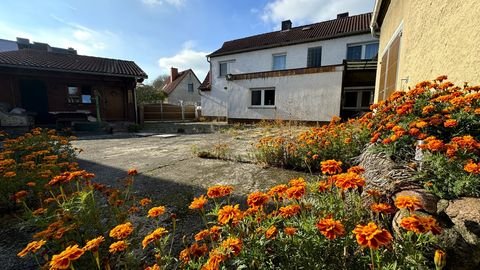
[208,30,372,58]
[0,63,148,79]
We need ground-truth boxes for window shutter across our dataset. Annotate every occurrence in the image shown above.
[378,33,401,101]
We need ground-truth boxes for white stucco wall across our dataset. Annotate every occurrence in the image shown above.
[228,70,343,121]
[167,71,201,105]
[210,33,375,76]
[201,33,377,120]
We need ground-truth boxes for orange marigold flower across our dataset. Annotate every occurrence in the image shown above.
[464,160,480,174]
[32,208,47,216]
[317,180,331,192]
[279,204,301,218]
[4,171,16,178]
[142,227,168,249]
[195,229,210,241]
[189,195,208,210]
[145,264,161,270]
[17,240,46,257]
[286,185,306,199]
[436,75,448,82]
[284,227,297,236]
[207,185,233,198]
[148,206,166,218]
[444,119,457,128]
[422,105,435,115]
[352,222,392,249]
[370,203,393,214]
[394,195,422,212]
[220,237,242,256]
[13,190,28,202]
[320,160,343,175]
[127,168,138,176]
[316,217,345,240]
[268,184,288,199]
[288,177,307,187]
[83,236,105,252]
[415,121,428,129]
[246,191,269,209]
[50,244,84,269]
[334,172,365,191]
[140,198,152,206]
[366,189,382,198]
[26,182,36,187]
[424,139,445,152]
[217,204,242,225]
[109,222,134,240]
[202,250,226,270]
[347,166,365,174]
[265,226,278,239]
[400,215,442,235]
[109,241,128,253]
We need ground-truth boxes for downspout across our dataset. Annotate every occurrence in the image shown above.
[370,0,382,38]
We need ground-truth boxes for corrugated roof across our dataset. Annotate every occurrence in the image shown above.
[209,13,372,57]
[0,49,147,78]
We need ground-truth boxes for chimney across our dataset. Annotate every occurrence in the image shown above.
[337,12,349,19]
[281,20,292,31]
[170,67,178,82]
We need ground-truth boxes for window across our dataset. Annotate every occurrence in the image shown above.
[272,54,286,70]
[378,33,401,101]
[346,42,379,60]
[307,46,322,67]
[188,83,194,93]
[342,88,373,109]
[219,62,228,77]
[67,85,93,104]
[250,88,275,107]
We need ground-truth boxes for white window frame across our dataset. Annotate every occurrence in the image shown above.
[218,59,235,78]
[272,53,286,70]
[342,86,374,110]
[346,41,379,60]
[249,88,276,108]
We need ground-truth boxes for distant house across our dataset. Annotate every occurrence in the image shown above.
[162,67,201,106]
[0,38,147,126]
[199,12,379,122]
[371,0,480,102]
[0,39,18,53]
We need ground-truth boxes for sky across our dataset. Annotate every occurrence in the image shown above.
[0,0,374,83]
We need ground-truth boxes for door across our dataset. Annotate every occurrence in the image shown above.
[104,88,124,120]
[19,79,50,124]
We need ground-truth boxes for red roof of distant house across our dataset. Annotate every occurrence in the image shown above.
[198,71,211,91]
[163,69,201,94]
[209,13,372,57]
[0,49,147,78]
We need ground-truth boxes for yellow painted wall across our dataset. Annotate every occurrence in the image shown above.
[375,0,480,101]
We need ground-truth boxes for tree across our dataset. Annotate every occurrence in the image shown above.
[136,74,169,105]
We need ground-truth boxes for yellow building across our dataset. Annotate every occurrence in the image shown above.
[371,0,480,102]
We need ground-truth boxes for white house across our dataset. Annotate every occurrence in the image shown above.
[199,12,379,122]
[163,67,201,106]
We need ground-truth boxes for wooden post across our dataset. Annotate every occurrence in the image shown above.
[139,105,144,124]
[180,100,185,121]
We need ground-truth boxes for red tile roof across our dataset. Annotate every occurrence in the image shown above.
[0,49,147,78]
[198,71,211,91]
[162,69,201,94]
[209,13,372,57]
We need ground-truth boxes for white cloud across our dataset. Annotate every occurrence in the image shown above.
[261,0,374,26]
[158,41,210,80]
[142,0,186,8]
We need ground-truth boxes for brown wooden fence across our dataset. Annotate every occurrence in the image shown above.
[140,103,199,122]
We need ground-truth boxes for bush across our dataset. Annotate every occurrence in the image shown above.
[255,117,371,172]
[367,76,480,198]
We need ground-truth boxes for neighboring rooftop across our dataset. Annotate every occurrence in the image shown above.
[198,71,211,91]
[163,68,199,94]
[0,49,147,78]
[209,12,372,57]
